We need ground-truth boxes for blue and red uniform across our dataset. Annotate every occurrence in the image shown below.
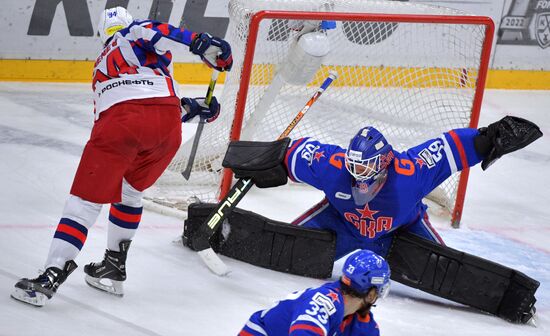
[239,281,379,336]
[92,19,197,116]
[72,20,201,204]
[285,129,484,258]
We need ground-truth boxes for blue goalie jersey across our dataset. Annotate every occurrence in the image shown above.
[239,281,379,336]
[284,128,484,258]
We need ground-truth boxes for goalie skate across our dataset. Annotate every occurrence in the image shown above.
[523,307,537,327]
[84,240,130,297]
[11,260,77,307]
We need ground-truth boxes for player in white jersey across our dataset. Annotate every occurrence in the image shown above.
[11,6,232,307]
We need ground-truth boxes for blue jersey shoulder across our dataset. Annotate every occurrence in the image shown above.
[390,128,483,197]
[285,137,348,190]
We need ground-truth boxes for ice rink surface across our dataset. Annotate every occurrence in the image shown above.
[0,82,549,335]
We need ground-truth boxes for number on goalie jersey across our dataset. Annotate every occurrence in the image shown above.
[285,128,484,259]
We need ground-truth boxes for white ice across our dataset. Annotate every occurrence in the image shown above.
[0,82,548,335]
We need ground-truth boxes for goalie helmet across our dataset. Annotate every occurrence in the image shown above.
[341,249,391,298]
[345,126,393,204]
[98,7,133,44]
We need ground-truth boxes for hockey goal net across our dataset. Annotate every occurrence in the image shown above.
[146,0,494,227]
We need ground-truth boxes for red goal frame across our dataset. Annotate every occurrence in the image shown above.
[219,10,495,228]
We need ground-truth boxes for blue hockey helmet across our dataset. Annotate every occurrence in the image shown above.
[346,126,393,203]
[341,250,391,298]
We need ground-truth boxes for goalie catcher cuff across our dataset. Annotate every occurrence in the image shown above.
[222,138,291,188]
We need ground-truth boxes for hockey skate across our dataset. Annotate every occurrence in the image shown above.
[522,306,537,327]
[11,260,77,307]
[84,240,131,296]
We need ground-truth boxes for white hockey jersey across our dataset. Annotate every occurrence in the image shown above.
[92,20,197,119]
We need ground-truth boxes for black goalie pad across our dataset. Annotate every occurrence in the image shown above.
[183,203,336,279]
[222,138,291,188]
[476,116,543,170]
[386,231,539,323]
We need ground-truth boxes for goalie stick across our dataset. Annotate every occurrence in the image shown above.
[194,71,339,276]
[181,70,219,180]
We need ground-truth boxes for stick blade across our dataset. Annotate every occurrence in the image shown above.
[198,248,230,276]
[181,167,192,180]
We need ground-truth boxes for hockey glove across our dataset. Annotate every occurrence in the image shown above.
[474,116,543,170]
[190,33,233,72]
[222,138,291,188]
[181,97,220,123]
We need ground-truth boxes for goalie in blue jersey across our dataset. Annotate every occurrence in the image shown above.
[206,115,542,324]
[239,249,390,336]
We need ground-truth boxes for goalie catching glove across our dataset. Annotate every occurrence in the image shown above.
[181,96,220,123]
[475,116,543,170]
[190,33,233,72]
[222,138,291,188]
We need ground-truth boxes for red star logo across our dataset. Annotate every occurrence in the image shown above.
[415,157,425,168]
[356,203,379,221]
[314,151,325,162]
[327,290,340,303]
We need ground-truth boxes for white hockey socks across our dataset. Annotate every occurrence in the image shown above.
[45,195,102,269]
[107,179,143,251]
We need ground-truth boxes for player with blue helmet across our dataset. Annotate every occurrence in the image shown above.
[239,249,390,336]
[345,126,393,205]
[220,115,542,323]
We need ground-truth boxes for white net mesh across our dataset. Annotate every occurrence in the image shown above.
[146,0,490,221]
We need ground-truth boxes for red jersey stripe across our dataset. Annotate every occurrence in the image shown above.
[289,323,325,335]
[157,23,170,35]
[165,77,175,96]
[448,130,469,170]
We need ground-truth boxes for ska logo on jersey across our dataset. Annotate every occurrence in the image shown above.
[300,143,323,166]
[344,203,393,238]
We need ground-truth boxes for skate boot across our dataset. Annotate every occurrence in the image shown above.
[11,260,78,307]
[84,240,131,296]
[522,306,537,326]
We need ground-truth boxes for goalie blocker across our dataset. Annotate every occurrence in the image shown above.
[221,137,291,188]
[183,208,538,323]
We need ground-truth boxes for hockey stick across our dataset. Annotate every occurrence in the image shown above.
[181,70,220,180]
[194,70,339,276]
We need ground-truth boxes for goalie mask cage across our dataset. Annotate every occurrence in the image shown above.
[146,0,494,228]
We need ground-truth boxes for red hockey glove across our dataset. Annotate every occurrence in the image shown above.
[189,33,233,72]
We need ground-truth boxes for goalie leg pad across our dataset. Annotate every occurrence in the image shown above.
[222,138,291,188]
[386,231,539,323]
[183,203,336,278]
